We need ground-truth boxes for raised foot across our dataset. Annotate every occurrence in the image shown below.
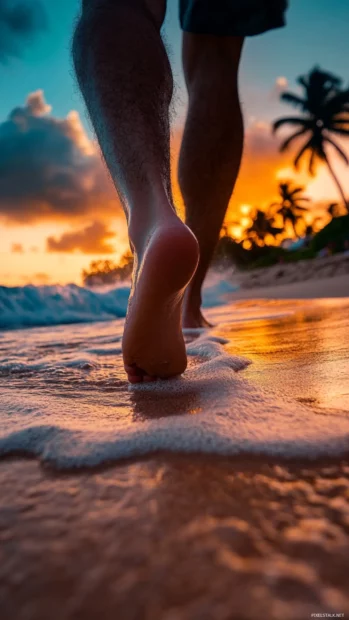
[122,220,199,383]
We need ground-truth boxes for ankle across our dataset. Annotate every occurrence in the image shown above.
[185,283,203,307]
[128,201,182,255]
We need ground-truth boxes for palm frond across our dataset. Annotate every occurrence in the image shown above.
[279,128,309,152]
[297,75,308,90]
[269,227,284,236]
[289,186,306,196]
[332,115,349,123]
[309,149,316,176]
[331,127,349,136]
[325,89,349,115]
[327,203,339,217]
[273,117,307,133]
[325,137,349,164]
[294,137,312,169]
[280,92,307,109]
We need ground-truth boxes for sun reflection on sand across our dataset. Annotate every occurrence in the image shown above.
[213,298,349,412]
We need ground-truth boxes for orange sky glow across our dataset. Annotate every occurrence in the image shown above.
[0,94,348,287]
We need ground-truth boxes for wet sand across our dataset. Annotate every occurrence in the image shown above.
[1,457,349,620]
[1,299,349,619]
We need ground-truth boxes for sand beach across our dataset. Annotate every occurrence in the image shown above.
[235,252,349,298]
[1,281,349,619]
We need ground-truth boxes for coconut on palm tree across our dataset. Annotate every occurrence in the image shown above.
[271,182,310,237]
[273,67,349,210]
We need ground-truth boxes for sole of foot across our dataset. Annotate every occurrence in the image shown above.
[122,218,199,383]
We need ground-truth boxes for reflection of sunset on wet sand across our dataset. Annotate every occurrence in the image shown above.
[1,297,349,617]
[1,1,349,617]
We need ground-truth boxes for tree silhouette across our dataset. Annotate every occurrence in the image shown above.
[304,215,323,238]
[82,252,133,286]
[273,67,349,210]
[327,202,341,218]
[245,209,282,245]
[271,182,310,237]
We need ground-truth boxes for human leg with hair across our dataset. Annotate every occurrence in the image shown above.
[179,33,244,328]
[179,0,288,327]
[73,0,199,382]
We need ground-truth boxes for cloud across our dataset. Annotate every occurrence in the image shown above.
[0,0,46,62]
[0,91,122,224]
[11,242,24,253]
[270,76,289,102]
[46,221,116,255]
[275,76,288,91]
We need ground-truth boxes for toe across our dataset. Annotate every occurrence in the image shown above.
[125,362,146,383]
[125,363,143,376]
[127,373,143,383]
[125,363,158,384]
[143,375,156,382]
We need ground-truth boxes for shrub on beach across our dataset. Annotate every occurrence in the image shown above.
[310,215,349,253]
[82,252,133,286]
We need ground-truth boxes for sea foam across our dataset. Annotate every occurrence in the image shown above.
[0,331,348,469]
[0,276,238,330]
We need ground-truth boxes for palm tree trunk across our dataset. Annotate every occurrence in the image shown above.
[326,158,348,212]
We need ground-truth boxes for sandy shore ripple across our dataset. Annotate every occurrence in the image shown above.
[1,457,349,620]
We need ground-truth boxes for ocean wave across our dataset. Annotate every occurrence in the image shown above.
[0,276,238,330]
[0,283,130,330]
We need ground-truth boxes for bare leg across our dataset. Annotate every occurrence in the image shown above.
[73,0,199,382]
[179,34,244,328]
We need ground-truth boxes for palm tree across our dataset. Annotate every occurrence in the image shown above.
[245,209,282,245]
[271,182,310,237]
[273,67,349,210]
[327,202,341,218]
[304,216,323,238]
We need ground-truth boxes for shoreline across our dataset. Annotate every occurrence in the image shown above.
[1,292,349,618]
[233,252,349,299]
[230,273,349,301]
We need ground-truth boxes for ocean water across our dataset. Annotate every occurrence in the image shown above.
[0,275,238,330]
[0,277,349,469]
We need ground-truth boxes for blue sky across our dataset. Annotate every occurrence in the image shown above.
[1,0,349,286]
[2,0,349,128]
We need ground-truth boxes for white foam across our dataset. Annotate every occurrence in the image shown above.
[0,283,130,329]
[0,333,348,469]
[0,276,238,330]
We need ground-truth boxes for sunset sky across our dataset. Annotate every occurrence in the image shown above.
[1,0,349,286]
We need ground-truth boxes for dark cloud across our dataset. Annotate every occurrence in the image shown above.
[11,242,24,253]
[0,0,46,62]
[46,221,116,255]
[0,91,121,224]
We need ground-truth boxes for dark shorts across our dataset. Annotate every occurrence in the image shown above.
[179,0,288,37]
